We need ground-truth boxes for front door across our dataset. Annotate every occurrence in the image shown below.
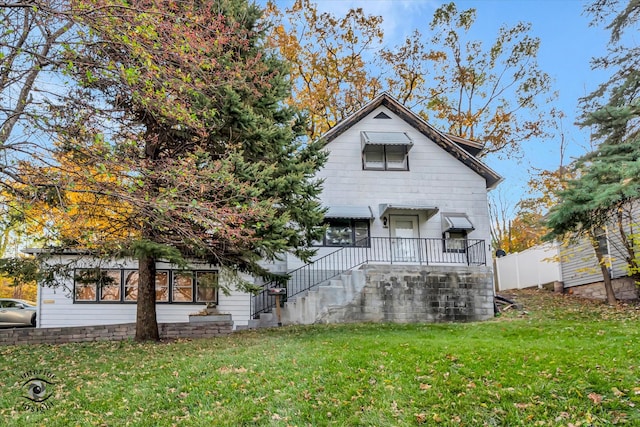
[390,215,420,262]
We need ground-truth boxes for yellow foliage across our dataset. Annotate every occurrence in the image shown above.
[492,212,548,253]
[11,143,137,251]
[265,0,384,139]
[0,277,37,301]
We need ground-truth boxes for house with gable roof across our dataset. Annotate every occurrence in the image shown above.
[32,93,502,331]
[250,93,502,326]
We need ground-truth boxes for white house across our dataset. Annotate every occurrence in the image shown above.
[30,251,252,329]
[34,94,503,330]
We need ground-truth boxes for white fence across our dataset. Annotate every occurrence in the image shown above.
[495,243,562,291]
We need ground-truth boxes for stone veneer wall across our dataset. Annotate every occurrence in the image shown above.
[320,264,495,323]
[0,320,232,346]
[566,277,639,301]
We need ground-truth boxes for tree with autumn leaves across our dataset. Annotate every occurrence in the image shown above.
[267,0,556,252]
[491,120,574,254]
[1,0,561,338]
[266,0,554,157]
[4,0,326,341]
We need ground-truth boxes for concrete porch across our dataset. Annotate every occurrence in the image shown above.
[249,264,494,328]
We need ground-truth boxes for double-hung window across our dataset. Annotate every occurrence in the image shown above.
[443,230,468,253]
[361,131,412,171]
[441,213,475,253]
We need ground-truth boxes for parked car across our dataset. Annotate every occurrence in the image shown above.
[0,298,37,327]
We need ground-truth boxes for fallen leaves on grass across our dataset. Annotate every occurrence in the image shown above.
[497,289,640,322]
[415,412,427,423]
[217,366,248,374]
[588,392,603,405]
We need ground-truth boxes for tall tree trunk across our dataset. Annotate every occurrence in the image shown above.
[596,254,617,305]
[590,230,617,305]
[135,128,162,341]
[136,251,159,341]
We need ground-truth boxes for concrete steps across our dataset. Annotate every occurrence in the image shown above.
[283,269,366,325]
[248,269,367,329]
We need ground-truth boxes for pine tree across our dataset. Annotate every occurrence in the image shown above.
[14,0,326,340]
[546,0,640,304]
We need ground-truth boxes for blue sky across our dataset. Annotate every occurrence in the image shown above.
[266,0,613,213]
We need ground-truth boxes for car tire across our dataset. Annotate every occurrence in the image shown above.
[31,313,37,327]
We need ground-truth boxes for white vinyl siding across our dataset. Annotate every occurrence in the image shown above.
[36,255,252,329]
[318,107,491,244]
[283,106,493,270]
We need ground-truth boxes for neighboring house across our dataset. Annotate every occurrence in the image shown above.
[558,225,639,300]
[33,93,503,330]
[495,230,639,300]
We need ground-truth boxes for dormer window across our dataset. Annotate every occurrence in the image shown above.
[361,131,412,171]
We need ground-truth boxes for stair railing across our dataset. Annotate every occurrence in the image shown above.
[250,237,485,318]
[251,238,371,318]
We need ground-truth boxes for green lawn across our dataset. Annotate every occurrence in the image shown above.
[1,290,639,426]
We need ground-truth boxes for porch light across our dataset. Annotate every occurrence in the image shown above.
[383,216,388,228]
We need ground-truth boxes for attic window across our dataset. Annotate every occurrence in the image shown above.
[374,112,391,119]
[361,131,412,171]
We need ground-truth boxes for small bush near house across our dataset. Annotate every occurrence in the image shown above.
[0,289,638,426]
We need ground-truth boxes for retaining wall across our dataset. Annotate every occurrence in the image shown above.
[566,277,639,301]
[0,320,232,346]
[320,264,495,323]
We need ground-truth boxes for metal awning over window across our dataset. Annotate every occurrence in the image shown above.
[378,204,438,220]
[442,213,474,232]
[361,131,413,151]
[325,205,374,219]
